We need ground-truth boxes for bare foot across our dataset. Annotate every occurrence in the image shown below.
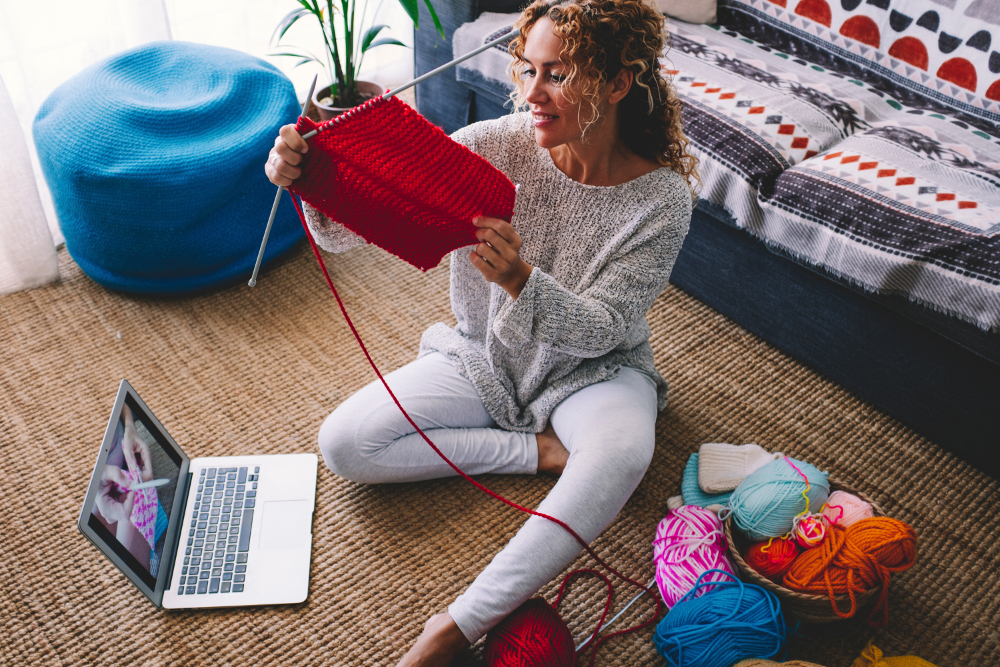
[536,424,569,476]
[396,613,469,667]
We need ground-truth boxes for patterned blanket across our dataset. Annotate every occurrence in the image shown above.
[667,20,1000,331]
[452,7,1000,331]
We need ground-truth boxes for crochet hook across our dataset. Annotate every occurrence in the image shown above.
[249,73,318,288]
[249,28,520,286]
[575,577,657,652]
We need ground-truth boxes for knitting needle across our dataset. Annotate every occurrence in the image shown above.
[574,577,658,652]
[130,478,170,491]
[383,28,521,100]
[248,73,318,288]
[249,28,520,286]
[300,28,521,141]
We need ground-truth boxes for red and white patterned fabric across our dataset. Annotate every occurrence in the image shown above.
[726,0,1000,107]
[666,20,1000,330]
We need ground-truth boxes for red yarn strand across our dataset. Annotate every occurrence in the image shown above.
[289,189,662,648]
[553,569,613,667]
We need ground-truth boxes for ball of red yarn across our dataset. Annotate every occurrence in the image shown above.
[746,537,801,580]
[484,598,575,667]
[782,517,918,626]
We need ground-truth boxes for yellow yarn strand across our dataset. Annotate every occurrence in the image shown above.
[851,642,939,667]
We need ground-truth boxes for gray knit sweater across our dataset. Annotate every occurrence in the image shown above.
[304,112,692,432]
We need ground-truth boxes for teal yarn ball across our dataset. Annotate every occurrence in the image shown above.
[653,569,786,667]
[681,453,732,508]
[725,456,829,540]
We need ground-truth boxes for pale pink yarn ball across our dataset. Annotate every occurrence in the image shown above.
[652,505,736,608]
[822,490,874,527]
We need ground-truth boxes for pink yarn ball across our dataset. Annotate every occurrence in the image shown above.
[822,491,874,528]
[652,505,736,607]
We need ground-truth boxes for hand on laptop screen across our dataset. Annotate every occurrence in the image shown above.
[91,401,180,579]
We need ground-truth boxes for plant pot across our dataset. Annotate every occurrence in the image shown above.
[312,81,385,121]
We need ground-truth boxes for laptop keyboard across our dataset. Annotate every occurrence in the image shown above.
[174,466,260,596]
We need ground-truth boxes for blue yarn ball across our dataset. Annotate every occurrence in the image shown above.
[33,41,302,294]
[653,570,786,667]
[725,456,829,540]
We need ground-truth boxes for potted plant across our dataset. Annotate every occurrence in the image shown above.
[271,0,443,119]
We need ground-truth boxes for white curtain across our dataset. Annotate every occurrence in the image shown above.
[0,74,58,294]
[0,0,412,294]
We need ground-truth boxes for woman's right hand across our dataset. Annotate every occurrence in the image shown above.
[265,124,309,187]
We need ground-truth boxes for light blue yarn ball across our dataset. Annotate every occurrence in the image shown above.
[653,569,786,667]
[726,457,829,540]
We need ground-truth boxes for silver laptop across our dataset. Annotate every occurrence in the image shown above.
[78,379,317,609]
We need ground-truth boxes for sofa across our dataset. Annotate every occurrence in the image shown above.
[413,0,1000,478]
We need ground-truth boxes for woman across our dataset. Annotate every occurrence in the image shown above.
[265,0,697,663]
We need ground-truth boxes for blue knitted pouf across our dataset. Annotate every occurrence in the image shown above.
[33,41,302,293]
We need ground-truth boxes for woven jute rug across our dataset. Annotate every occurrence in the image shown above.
[2,240,997,667]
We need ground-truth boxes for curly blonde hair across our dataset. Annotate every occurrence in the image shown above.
[509,0,699,189]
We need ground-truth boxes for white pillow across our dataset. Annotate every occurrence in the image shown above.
[653,0,716,24]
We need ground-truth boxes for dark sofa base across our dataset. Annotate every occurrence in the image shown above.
[673,203,999,478]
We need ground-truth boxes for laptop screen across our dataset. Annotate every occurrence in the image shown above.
[80,381,189,604]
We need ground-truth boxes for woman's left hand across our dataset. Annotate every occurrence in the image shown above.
[469,217,533,299]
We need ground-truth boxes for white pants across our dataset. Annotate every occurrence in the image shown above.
[318,352,658,642]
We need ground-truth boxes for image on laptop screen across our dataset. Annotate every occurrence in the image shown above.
[88,396,182,589]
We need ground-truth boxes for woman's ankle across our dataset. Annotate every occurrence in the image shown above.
[396,612,469,667]
[536,425,569,476]
[425,612,468,648]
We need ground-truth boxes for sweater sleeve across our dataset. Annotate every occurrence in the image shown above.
[301,202,366,253]
[491,201,689,357]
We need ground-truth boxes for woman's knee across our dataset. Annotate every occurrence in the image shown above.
[317,404,371,482]
[556,369,658,479]
[609,429,655,480]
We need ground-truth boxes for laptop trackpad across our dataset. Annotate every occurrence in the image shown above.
[259,500,311,551]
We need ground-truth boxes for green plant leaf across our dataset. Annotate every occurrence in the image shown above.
[365,37,407,51]
[292,57,314,69]
[419,0,444,38]
[270,7,312,45]
[395,0,419,27]
[270,49,324,63]
[360,24,389,52]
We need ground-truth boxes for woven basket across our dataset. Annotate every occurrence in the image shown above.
[723,479,886,623]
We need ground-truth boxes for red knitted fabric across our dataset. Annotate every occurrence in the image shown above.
[289,96,516,271]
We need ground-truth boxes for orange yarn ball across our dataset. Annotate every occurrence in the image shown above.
[746,537,801,580]
[782,517,918,626]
